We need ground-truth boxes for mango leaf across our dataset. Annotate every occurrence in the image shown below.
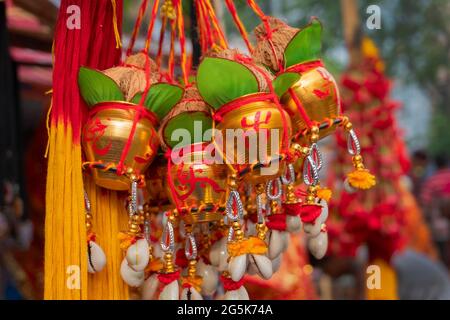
[197,57,259,109]
[132,83,184,120]
[78,67,124,107]
[273,72,300,98]
[163,111,213,149]
[284,18,322,68]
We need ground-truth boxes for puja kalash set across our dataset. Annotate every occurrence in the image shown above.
[45,0,375,300]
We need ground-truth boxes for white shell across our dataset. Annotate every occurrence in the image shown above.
[159,279,179,300]
[181,286,203,300]
[120,259,145,287]
[126,239,150,272]
[248,254,273,280]
[209,237,229,272]
[224,289,240,300]
[268,230,285,259]
[87,241,106,273]
[141,274,159,300]
[303,204,327,237]
[308,231,328,259]
[196,260,219,296]
[344,178,357,193]
[237,286,249,300]
[271,254,282,273]
[223,286,249,300]
[286,215,302,233]
[228,254,247,282]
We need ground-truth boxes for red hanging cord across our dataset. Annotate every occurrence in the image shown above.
[224,0,253,53]
[198,0,214,50]
[156,15,167,69]
[194,0,207,53]
[168,18,177,81]
[246,0,283,71]
[126,0,149,56]
[174,0,189,85]
[143,0,161,54]
[203,0,228,49]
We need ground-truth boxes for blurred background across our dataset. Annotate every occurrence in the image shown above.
[0,0,449,299]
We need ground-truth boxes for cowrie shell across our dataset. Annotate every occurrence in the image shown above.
[120,259,144,287]
[158,279,179,300]
[228,254,247,282]
[181,286,203,300]
[126,239,150,272]
[87,241,106,274]
[308,231,328,259]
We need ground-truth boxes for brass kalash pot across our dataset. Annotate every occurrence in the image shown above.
[82,102,160,191]
[166,142,227,224]
[215,93,292,184]
[280,62,341,144]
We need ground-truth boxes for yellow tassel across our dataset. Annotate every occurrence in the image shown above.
[317,187,332,202]
[85,177,130,300]
[181,275,203,293]
[45,123,88,299]
[365,259,398,300]
[228,236,268,257]
[347,169,376,190]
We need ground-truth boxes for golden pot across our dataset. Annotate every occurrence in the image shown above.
[82,102,159,191]
[281,64,340,143]
[167,143,227,224]
[215,93,292,184]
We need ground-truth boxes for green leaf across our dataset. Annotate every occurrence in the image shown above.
[273,72,300,97]
[197,57,259,109]
[163,111,213,148]
[78,67,124,107]
[132,83,184,120]
[284,18,322,68]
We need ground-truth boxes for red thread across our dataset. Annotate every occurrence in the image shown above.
[220,275,245,291]
[299,204,322,224]
[283,202,302,216]
[158,270,180,286]
[266,213,287,231]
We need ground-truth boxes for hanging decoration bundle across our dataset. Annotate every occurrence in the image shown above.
[46,0,376,300]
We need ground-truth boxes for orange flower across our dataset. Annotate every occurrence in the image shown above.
[347,169,376,190]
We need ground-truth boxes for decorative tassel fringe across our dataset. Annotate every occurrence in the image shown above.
[227,236,268,257]
[45,124,88,299]
[317,187,332,202]
[85,177,130,300]
[347,169,376,190]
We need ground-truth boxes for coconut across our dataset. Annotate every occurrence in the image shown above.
[252,17,298,73]
[102,53,160,101]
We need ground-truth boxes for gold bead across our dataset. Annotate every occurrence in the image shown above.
[356,163,365,170]
[310,133,319,143]
[301,147,310,157]
[311,126,320,135]
[353,155,363,163]
[232,221,240,230]
[345,122,353,131]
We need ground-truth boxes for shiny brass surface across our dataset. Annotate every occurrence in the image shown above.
[167,144,227,223]
[215,96,292,184]
[281,66,340,143]
[82,102,159,191]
